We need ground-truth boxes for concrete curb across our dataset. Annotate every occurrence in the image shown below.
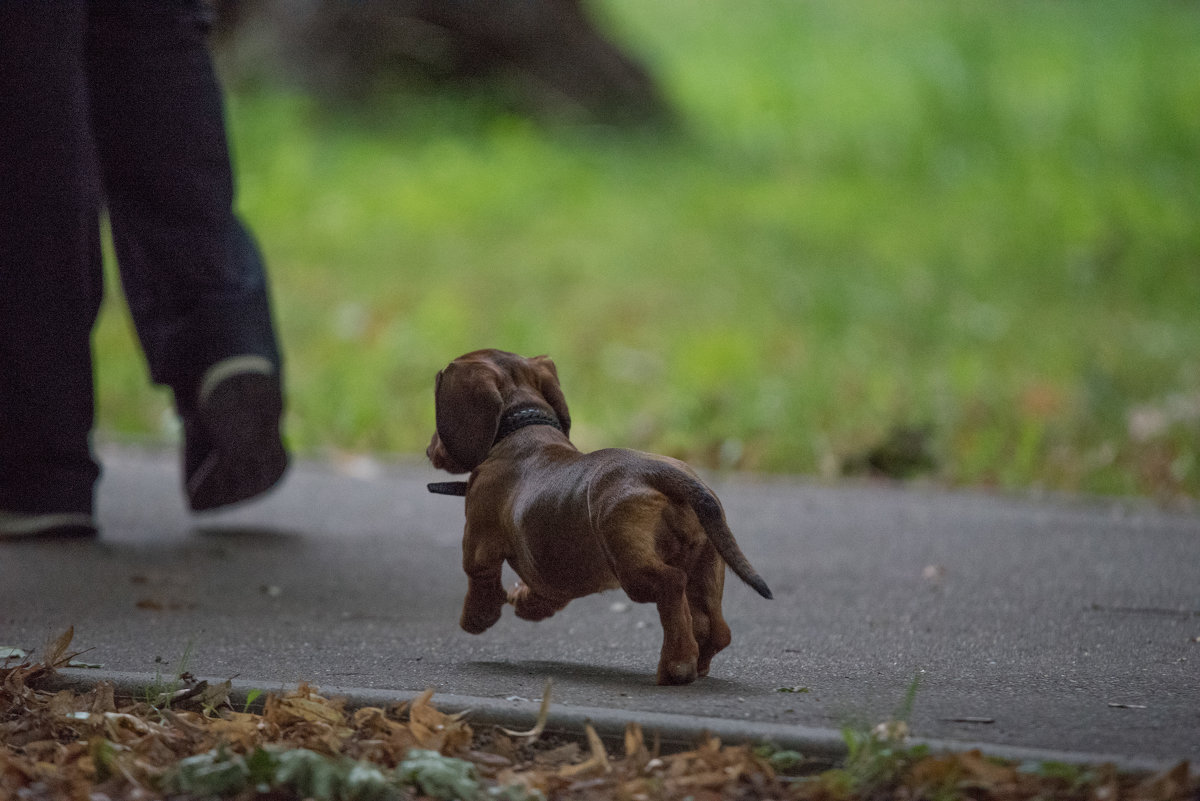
[53,669,1176,776]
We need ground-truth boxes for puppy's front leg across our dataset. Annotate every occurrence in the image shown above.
[461,566,506,634]
[460,527,508,634]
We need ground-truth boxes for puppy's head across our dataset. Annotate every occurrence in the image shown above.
[427,349,571,473]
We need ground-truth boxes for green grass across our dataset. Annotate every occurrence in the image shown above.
[93,0,1200,499]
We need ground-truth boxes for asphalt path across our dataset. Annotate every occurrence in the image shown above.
[3,445,1198,767]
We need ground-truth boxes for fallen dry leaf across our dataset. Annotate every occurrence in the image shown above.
[41,627,76,669]
[501,679,553,740]
[559,724,610,778]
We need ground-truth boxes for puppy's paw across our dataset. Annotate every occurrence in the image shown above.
[460,605,502,634]
[656,659,699,686]
[509,582,564,621]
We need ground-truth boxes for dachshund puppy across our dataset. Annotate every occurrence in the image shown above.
[427,349,772,685]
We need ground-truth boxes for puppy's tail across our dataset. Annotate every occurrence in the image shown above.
[650,467,773,600]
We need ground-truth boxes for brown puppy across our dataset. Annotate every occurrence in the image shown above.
[427,349,772,685]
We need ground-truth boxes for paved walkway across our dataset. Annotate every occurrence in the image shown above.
[3,445,1198,768]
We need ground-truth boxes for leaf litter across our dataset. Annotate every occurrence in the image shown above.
[2,630,1196,800]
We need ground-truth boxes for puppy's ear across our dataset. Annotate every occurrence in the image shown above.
[427,431,468,474]
[433,362,503,472]
[531,356,571,438]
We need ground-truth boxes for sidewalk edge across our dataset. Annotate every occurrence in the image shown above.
[52,669,1176,776]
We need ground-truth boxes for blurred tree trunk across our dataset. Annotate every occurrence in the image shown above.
[212,0,671,125]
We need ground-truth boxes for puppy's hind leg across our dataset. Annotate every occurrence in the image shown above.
[687,542,732,677]
[602,505,700,685]
[630,564,699,685]
[648,568,700,685]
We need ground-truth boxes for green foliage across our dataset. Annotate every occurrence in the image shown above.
[395,748,482,800]
[752,741,807,771]
[89,738,118,784]
[273,748,397,800]
[93,0,1200,498]
[818,673,928,796]
[166,747,423,800]
[893,673,922,725]
[170,745,259,798]
[143,641,194,712]
[243,687,264,713]
[1025,760,1106,794]
[767,749,807,773]
[834,727,932,798]
[166,746,546,801]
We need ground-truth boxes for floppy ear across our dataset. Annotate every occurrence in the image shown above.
[427,431,467,474]
[433,361,504,472]
[531,356,571,438]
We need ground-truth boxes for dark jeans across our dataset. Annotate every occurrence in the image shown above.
[0,0,281,515]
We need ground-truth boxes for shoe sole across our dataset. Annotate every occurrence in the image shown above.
[0,512,98,540]
[186,371,288,512]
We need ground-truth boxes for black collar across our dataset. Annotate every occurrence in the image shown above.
[493,406,563,444]
[427,406,563,498]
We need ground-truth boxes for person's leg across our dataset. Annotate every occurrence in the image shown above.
[87,0,287,510]
[87,0,282,395]
[0,3,103,536]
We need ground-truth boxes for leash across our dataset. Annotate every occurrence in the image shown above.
[427,481,469,496]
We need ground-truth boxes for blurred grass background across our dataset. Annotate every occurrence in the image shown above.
[93,0,1200,499]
